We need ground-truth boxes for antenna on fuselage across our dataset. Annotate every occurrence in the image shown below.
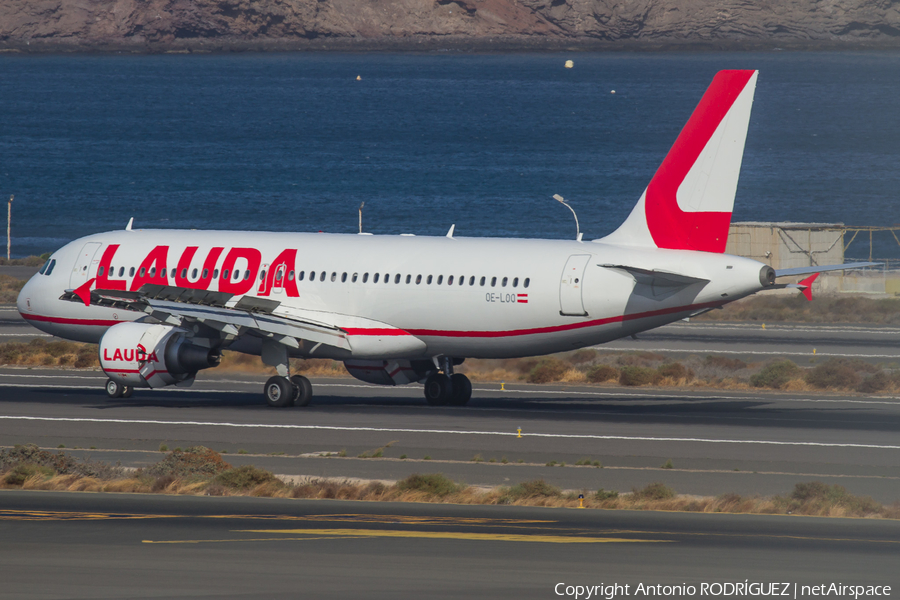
[553,194,582,241]
[125,217,134,231]
[358,202,365,234]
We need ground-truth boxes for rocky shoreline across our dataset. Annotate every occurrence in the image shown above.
[1,0,900,54]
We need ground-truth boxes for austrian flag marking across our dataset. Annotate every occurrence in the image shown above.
[517,294,528,304]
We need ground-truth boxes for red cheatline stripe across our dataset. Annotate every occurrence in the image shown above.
[405,300,723,339]
[342,328,411,336]
[21,313,124,327]
[517,299,528,304]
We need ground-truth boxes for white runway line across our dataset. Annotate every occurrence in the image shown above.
[596,346,900,359]
[1,415,898,450]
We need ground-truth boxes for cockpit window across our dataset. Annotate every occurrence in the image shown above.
[39,259,50,275]
[45,259,56,276]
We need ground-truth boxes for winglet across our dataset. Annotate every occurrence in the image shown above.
[125,218,134,231]
[798,273,819,301]
[446,224,455,239]
[73,278,96,307]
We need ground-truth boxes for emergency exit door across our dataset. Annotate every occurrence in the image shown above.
[559,254,590,316]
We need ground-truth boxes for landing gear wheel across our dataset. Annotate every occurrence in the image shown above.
[424,373,452,406]
[290,375,313,407]
[264,376,293,408]
[105,379,125,399]
[121,386,134,399]
[449,373,472,406]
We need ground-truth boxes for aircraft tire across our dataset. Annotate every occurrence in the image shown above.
[105,379,125,399]
[424,373,452,406]
[264,376,293,408]
[449,374,472,406]
[291,375,313,407]
[121,386,134,399]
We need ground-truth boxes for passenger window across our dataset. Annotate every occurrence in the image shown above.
[524,278,530,288]
[275,270,282,281]
[341,272,347,283]
[363,273,369,283]
[479,276,485,286]
[437,275,443,285]
[192,268,198,279]
[406,274,411,284]
[288,270,294,281]
[140,268,146,277]
[299,271,305,281]
[118,267,124,277]
[427,275,433,284]
[384,273,390,284]
[469,276,474,286]
[459,276,465,286]
[260,270,266,281]
[513,277,518,287]
[394,274,401,284]
[309,271,315,281]
[129,267,135,277]
[213,269,219,279]
[374,273,380,283]
[331,272,336,282]
[491,277,497,287]
[98,266,105,277]
[352,273,358,283]
[233,270,240,281]
[502,277,507,287]
[244,270,251,280]
[416,274,422,284]
[223,269,230,280]
[319,272,326,282]
[447,275,454,285]
[181,268,187,279]
[161,268,167,278]
[203,269,209,279]
[46,260,56,276]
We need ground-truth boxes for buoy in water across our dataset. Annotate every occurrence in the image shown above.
[356,75,361,81]
[611,90,616,94]
[564,60,574,69]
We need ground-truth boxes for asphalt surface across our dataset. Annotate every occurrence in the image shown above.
[0,490,897,599]
[2,367,899,502]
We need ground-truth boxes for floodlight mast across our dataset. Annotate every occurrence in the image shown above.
[553,194,582,241]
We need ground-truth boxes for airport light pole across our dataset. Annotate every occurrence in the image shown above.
[6,195,11,262]
[553,194,582,241]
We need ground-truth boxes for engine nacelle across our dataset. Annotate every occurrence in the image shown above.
[344,359,432,386]
[99,322,220,389]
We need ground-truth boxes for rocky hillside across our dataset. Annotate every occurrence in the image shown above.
[1,0,899,51]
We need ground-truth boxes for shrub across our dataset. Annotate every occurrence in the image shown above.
[146,446,232,479]
[504,479,562,500]
[750,360,801,389]
[661,459,674,469]
[594,489,619,501]
[568,349,598,364]
[657,363,693,382]
[704,355,747,370]
[805,359,866,390]
[632,482,676,500]
[527,358,569,384]
[586,365,618,383]
[3,464,56,486]
[619,366,661,386]
[857,371,889,393]
[780,481,882,515]
[396,473,463,497]
[214,465,282,490]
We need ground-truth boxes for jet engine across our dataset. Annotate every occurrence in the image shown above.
[99,322,221,389]
[344,359,432,386]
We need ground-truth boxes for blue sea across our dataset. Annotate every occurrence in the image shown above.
[2,51,900,259]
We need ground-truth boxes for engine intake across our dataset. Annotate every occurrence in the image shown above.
[100,322,220,389]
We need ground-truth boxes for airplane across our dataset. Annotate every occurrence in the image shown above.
[15,69,872,408]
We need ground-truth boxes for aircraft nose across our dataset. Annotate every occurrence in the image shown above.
[16,272,40,316]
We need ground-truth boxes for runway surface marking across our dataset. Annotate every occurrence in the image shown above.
[2,415,899,450]
[150,528,669,545]
[2,375,899,406]
[597,346,900,359]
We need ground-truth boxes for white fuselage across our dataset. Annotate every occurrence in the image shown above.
[18,229,767,359]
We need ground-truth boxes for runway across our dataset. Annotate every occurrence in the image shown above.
[2,367,899,502]
[0,490,897,599]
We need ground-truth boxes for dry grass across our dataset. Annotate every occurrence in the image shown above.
[697,293,900,325]
[0,274,26,304]
[2,445,898,519]
[0,339,98,368]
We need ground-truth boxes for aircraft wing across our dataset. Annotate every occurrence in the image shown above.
[774,262,878,278]
[60,283,426,359]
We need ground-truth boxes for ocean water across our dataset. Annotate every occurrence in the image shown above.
[2,51,900,259]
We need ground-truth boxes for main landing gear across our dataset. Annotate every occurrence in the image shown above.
[105,378,133,399]
[261,340,313,408]
[424,357,472,406]
[264,374,313,408]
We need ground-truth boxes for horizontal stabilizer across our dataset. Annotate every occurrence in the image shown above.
[783,273,819,301]
[775,262,878,278]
